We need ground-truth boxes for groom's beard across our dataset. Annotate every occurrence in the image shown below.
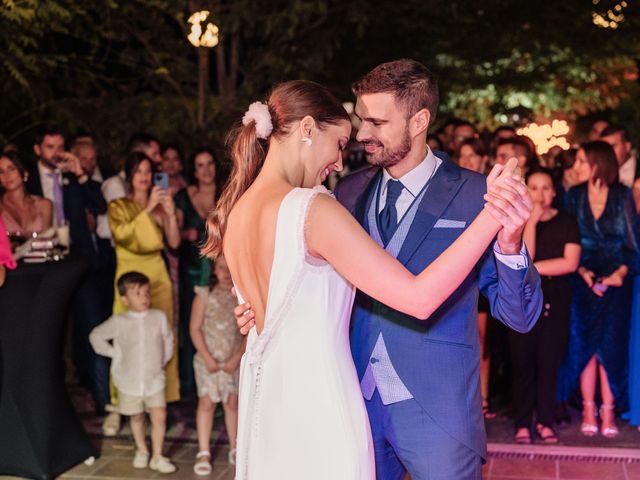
[363,126,412,169]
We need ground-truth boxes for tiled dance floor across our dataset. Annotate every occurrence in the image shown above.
[2,440,639,479]
[2,384,640,479]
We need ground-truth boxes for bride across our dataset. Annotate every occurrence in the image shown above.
[202,80,520,479]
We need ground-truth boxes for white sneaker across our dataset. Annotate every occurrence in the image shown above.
[150,456,177,474]
[132,450,149,469]
[102,411,120,437]
[228,448,237,466]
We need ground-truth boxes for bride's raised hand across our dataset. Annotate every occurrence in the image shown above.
[483,158,533,253]
[486,157,520,190]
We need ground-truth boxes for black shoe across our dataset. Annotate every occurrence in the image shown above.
[95,404,108,417]
[555,401,571,426]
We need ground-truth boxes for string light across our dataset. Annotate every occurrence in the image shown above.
[517,120,570,155]
[593,1,628,29]
[187,10,219,47]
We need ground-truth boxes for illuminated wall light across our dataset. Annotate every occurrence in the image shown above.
[188,10,219,47]
[517,120,570,155]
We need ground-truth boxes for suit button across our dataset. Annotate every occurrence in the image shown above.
[370,358,379,364]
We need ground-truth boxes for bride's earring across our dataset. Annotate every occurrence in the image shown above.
[301,136,312,146]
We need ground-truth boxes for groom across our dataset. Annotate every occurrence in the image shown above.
[238,59,542,479]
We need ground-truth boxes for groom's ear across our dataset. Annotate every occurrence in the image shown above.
[410,109,430,138]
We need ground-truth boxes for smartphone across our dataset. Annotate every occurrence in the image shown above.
[154,172,169,190]
[593,282,608,294]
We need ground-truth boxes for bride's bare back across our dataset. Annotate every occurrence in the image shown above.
[223,181,294,335]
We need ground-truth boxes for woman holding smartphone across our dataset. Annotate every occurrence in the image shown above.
[557,142,638,438]
[107,152,181,405]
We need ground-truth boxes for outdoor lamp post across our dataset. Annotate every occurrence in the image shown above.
[187,10,219,128]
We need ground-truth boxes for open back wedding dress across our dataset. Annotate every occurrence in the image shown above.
[234,186,374,479]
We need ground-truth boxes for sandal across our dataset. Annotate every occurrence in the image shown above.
[535,424,559,444]
[482,400,497,420]
[600,404,619,438]
[514,427,531,444]
[193,451,212,476]
[581,401,598,437]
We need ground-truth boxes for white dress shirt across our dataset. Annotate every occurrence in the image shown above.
[88,166,112,240]
[37,161,61,205]
[101,170,127,203]
[89,309,173,396]
[378,148,441,217]
[619,153,637,188]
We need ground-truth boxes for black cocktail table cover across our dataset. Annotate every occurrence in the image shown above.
[0,256,98,479]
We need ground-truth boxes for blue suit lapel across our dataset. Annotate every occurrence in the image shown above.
[353,169,382,231]
[397,159,464,265]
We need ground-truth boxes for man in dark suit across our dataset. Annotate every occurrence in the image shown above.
[27,126,111,414]
[600,124,639,189]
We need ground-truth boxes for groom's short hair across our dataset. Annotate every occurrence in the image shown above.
[352,59,439,121]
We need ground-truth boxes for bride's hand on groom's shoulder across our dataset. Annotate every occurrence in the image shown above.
[483,158,533,253]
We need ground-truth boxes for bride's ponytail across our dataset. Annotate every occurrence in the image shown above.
[202,81,350,259]
[201,118,266,258]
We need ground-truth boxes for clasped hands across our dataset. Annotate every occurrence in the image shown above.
[204,355,239,374]
[578,266,627,297]
[55,151,87,180]
[484,158,533,254]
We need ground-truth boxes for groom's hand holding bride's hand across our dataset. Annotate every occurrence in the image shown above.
[483,158,533,254]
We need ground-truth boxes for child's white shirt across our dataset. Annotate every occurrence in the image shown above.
[89,309,173,396]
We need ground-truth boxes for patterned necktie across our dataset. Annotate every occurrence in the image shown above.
[379,179,404,245]
[47,172,65,224]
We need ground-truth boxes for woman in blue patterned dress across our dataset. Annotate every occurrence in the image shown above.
[559,141,638,438]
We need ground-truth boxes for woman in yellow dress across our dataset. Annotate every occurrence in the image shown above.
[108,152,181,405]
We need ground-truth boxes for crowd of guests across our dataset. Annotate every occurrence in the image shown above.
[0,128,238,474]
[420,118,640,445]
[0,117,639,472]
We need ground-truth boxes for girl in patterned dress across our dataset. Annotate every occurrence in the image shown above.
[190,256,246,475]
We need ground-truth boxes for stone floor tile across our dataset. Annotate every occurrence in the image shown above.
[491,458,557,478]
[168,443,200,462]
[59,457,105,478]
[96,438,137,458]
[90,458,161,479]
[213,465,235,480]
[482,460,490,478]
[624,462,640,480]
[558,461,625,480]
[491,477,549,480]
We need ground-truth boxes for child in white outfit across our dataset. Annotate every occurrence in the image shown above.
[90,271,176,474]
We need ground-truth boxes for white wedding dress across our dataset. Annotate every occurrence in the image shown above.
[234,186,375,480]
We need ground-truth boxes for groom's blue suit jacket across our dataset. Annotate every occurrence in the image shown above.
[334,156,543,459]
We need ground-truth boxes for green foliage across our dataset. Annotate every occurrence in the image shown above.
[1,0,639,162]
